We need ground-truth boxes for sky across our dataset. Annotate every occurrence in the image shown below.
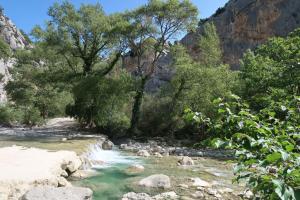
[1,0,228,34]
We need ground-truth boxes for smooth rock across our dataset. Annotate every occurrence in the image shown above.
[137,150,150,157]
[178,156,194,166]
[21,186,93,200]
[192,191,204,198]
[178,184,189,189]
[57,177,71,187]
[139,174,171,189]
[219,188,233,194]
[154,152,163,158]
[70,170,98,180]
[102,140,114,150]
[153,191,178,200]
[190,178,211,187]
[243,190,254,199]
[122,192,152,200]
[126,164,145,174]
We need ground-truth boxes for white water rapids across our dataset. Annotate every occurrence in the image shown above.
[84,143,140,168]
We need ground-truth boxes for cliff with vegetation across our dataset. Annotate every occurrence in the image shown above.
[0,10,29,102]
[181,0,300,69]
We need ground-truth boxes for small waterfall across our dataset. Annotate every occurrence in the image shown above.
[83,143,139,169]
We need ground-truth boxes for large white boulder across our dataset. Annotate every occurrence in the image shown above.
[0,146,82,199]
[21,186,93,200]
[139,174,171,189]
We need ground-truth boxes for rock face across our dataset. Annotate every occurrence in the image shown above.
[0,11,29,102]
[182,0,300,69]
[0,146,82,199]
[0,12,29,50]
[21,186,93,200]
[123,0,300,92]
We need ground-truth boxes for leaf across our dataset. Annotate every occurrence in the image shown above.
[279,150,289,161]
[266,152,282,163]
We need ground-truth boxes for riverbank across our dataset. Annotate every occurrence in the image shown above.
[0,118,247,200]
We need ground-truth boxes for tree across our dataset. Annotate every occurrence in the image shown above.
[169,22,236,118]
[66,70,133,134]
[125,0,198,134]
[240,28,300,102]
[32,2,125,76]
[5,43,73,121]
[197,22,222,67]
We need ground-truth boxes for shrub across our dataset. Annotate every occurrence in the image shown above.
[184,94,300,199]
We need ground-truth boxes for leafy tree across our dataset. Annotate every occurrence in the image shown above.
[197,22,222,67]
[125,0,198,134]
[32,2,125,76]
[5,43,73,122]
[66,70,133,134]
[169,22,236,118]
[240,28,300,106]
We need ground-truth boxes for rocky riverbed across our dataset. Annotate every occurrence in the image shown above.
[0,118,247,200]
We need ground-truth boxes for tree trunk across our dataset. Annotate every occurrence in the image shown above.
[128,76,148,136]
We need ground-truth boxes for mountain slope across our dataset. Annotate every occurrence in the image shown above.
[0,11,29,102]
[182,0,300,69]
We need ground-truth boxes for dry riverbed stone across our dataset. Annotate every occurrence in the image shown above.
[138,174,171,189]
[21,186,93,200]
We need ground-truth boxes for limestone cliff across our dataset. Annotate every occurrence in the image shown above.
[123,0,300,92]
[182,0,300,69]
[0,10,29,102]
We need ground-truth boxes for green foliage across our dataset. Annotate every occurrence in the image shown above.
[124,0,198,134]
[184,94,300,199]
[168,23,236,118]
[197,22,222,67]
[0,37,11,59]
[240,28,300,103]
[0,104,21,126]
[32,1,125,75]
[137,22,236,137]
[66,71,133,133]
[19,29,32,44]
[5,44,73,123]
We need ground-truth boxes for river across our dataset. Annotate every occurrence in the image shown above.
[0,122,243,200]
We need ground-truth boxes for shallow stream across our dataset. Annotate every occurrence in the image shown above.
[0,128,242,200]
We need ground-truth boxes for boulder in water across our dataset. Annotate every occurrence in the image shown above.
[137,150,150,157]
[139,174,171,189]
[126,164,145,174]
[190,178,211,187]
[21,186,93,200]
[178,156,194,166]
[102,140,114,150]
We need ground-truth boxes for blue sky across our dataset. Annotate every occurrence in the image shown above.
[1,0,228,34]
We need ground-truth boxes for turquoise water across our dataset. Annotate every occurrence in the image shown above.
[73,154,242,200]
[74,164,140,200]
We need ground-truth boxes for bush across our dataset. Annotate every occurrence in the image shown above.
[184,94,300,199]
